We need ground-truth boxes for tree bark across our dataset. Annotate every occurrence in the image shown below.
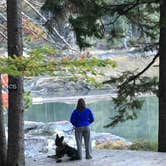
[0,74,7,166]
[7,0,25,165]
[158,0,166,152]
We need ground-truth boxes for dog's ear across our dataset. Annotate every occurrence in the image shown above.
[55,134,60,145]
[56,134,59,139]
[55,135,64,146]
[59,136,64,143]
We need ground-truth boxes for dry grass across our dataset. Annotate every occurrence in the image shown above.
[95,140,130,150]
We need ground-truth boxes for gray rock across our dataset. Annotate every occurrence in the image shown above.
[24,136,48,157]
[24,121,45,133]
[40,121,74,136]
[26,120,74,136]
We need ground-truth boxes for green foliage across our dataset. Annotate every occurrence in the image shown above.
[68,0,106,49]
[0,52,50,77]
[104,71,159,127]
[53,56,117,85]
[24,91,32,110]
[41,0,160,49]
[41,0,66,13]
[0,46,117,85]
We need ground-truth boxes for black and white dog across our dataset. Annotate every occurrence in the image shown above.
[49,134,80,163]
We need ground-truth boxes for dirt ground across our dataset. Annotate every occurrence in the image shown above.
[26,149,166,166]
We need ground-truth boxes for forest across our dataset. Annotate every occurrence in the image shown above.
[0,0,166,166]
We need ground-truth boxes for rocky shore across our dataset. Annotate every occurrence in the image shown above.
[24,120,132,157]
[25,51,158,99]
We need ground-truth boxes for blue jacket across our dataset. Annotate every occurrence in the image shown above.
[70,108,94,127]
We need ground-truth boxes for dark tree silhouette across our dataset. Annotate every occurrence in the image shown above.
[6,0,25,165]
[158,0,166,152]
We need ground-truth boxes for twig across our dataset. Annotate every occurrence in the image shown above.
[0,30,7,40]
[122,53,159,85]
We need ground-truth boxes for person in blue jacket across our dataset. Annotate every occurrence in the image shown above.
[70,98,94,160]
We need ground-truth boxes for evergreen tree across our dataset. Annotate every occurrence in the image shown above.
[41,0,166,152]
[42,0,159,49]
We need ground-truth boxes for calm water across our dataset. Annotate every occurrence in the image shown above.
[25,96,158,143]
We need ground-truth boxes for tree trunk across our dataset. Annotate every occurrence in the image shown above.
[158,0,166,152]
[0,74,7,166]
[7,0,25,165]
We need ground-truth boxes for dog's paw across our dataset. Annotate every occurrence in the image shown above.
[56,159,62,163]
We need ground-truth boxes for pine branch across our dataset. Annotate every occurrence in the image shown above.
[103,52,159,86]
[105,0,159,26]
[122,53,159,86]
[103,51,159,127]
[105,0,158,11]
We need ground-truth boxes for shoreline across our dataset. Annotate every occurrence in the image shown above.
[32,93,156,104]
[32,93,114,104]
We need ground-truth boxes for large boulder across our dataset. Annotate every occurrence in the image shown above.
[24,121,45,133]
[25,120,74,136]
[41,121,74,135]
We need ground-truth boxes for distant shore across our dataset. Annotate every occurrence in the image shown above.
[32,93,114,104]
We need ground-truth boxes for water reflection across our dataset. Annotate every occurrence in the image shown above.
[25,96,158,143]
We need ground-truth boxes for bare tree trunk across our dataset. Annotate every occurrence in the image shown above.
[0,74,7,166]
[158,0,166,152]
[7,0,25,165]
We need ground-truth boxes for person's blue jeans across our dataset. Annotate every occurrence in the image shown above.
[75,126,92,159]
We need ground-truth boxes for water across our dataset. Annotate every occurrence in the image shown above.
[25,96,158,143]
